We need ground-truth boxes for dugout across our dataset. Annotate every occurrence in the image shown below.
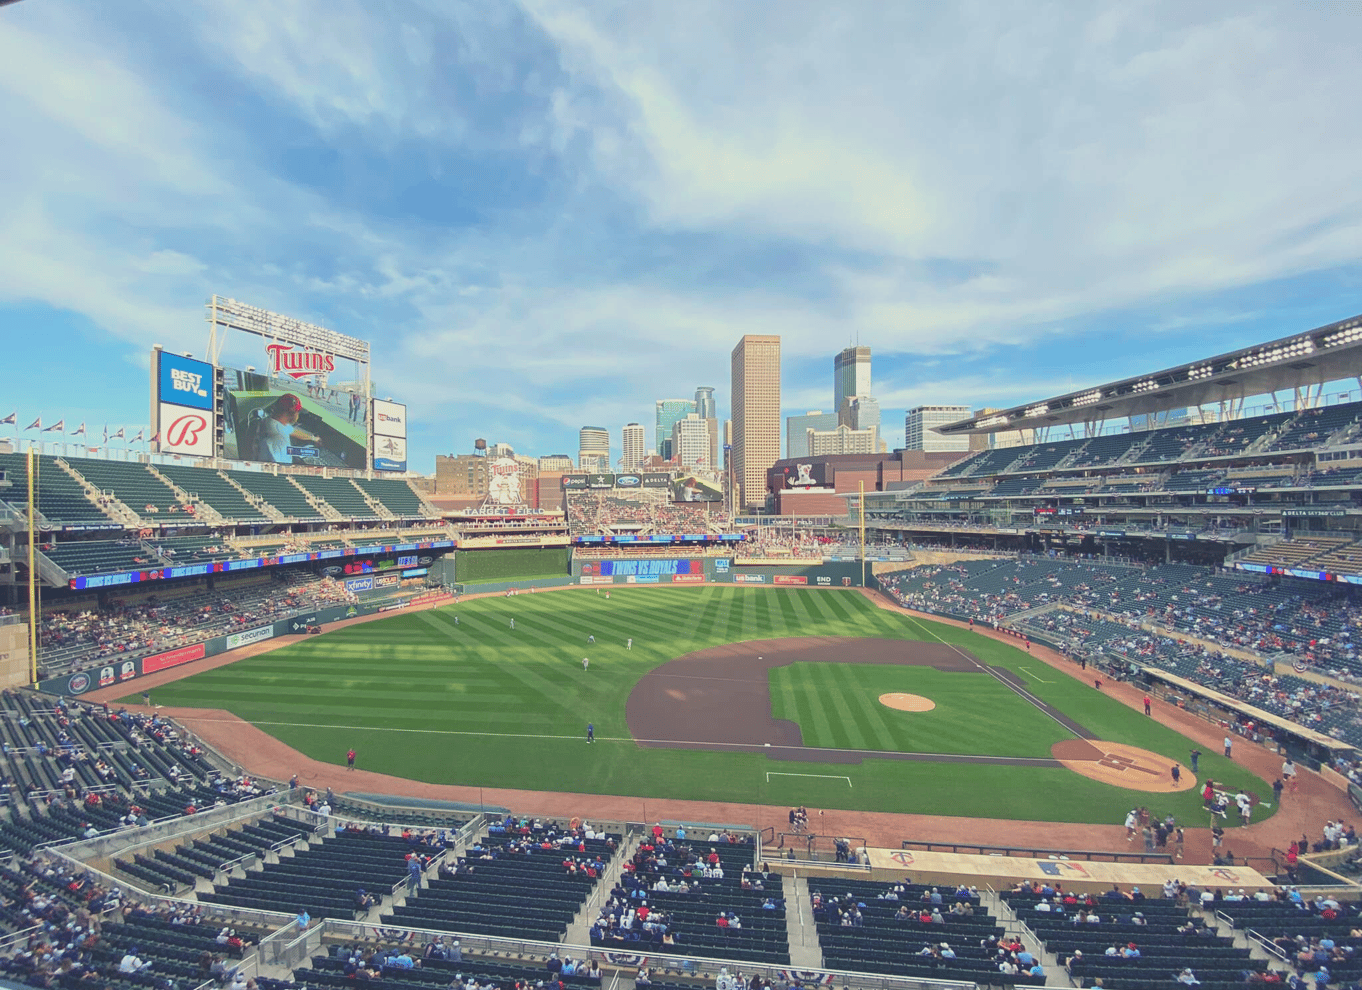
[1141,667,1355,768]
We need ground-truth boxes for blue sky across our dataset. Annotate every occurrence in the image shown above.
[2,1,1361,468]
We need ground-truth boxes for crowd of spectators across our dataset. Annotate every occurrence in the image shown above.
[566,491,718,536]
[35,573,355,676]
[881,554,1362,747]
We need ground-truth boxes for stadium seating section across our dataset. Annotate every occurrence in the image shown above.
[156,464,270,523]
[225,470,325,521]
[882,554,1362,746]
[65,457,184,516]
[0,453,110,527]
[387,818,620,941]
[290,475,382,520]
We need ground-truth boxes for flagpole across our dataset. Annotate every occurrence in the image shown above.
[26,448,37,687]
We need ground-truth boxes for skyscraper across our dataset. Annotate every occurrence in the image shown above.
[671,414,710,468]
[834,346,872,415]
[730,335,781,510]
[904,406,971,452]
[786,411,839,459]
[621,423,646,470]
[694,386,719,467]
[655,399,695,461]
[579,425,610,472]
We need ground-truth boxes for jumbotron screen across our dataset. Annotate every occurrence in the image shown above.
[220,365,368,468]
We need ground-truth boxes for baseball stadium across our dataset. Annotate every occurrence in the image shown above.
[1,299,1362,990]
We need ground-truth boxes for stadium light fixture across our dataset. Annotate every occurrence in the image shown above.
[976,414,1009,429]
[1133,379,1160,393]
[1073,389,1103,407]
[1025,403,1050,418]
[1189,364,1214,379]
[1322,325,1362,348]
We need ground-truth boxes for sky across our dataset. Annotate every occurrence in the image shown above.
[1,0,1361,470]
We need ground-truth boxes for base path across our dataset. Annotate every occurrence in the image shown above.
[625,636,1065,767]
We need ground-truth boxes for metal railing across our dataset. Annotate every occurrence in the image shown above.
[312,917,979,990]
[900,839,1175,864]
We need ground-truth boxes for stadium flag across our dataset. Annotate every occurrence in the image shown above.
[42,420,64,433]
[0,412,15,426]
[110,427,125,441]
[150,430,159,444]
[71,422,86,437]
[25,417,41,431]
[102,425,108,443]
[131,429,144,443]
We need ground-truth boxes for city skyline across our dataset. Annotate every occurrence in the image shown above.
[2,4,1360,473]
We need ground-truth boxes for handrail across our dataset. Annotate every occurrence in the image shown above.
[1247,928,1290,963]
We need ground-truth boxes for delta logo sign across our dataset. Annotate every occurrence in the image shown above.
[266,343,336,379]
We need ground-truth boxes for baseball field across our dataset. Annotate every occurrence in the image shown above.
[131,586,1272,825]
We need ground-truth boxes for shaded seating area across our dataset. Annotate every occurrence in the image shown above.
[1005,889,1266,990]
[40,539,154,577]
[385,821,619,940]
[816,879,1029,984]
[199,823,417,920]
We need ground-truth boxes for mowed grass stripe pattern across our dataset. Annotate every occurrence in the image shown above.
[769,662,1070,757]
[138,587,1274,825]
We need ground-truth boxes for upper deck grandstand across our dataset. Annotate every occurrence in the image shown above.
[863,313,1362,574]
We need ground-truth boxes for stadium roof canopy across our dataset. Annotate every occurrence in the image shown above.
[940,313,1362,436]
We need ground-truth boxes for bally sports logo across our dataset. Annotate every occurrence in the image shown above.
[266,342,336,379]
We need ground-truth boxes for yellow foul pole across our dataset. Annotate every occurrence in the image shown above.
[27,448,38,686]
[859,480,866,588]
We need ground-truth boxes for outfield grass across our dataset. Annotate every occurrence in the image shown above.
[134,587,1272,825]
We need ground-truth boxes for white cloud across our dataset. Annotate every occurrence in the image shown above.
[2,0,1361,464]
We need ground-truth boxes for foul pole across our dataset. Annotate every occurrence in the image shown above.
[26,448,37,685]
[859,480,866,588]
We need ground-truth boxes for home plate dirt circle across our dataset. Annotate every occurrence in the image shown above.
[1053,739,1198,793]
[879,692,936,712]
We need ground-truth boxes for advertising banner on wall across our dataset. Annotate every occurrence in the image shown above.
[226,625,274,650]
[142,643,207,674]
[640,473,671,488]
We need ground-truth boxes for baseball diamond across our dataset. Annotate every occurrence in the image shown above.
[128,585,1274,826]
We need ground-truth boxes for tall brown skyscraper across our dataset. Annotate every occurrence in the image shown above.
[730,334,781,510]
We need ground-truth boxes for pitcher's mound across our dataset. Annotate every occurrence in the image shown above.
[879,692,936,713]
[1053,739,1197,792]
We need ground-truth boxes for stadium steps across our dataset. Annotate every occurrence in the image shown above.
[219,471,287,522]
[563,825,644,946]
[782,874,823,969]
[287,477,345,522]
[990,891,1065,985]
[146,464,228,525]
[55,457,142,527]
